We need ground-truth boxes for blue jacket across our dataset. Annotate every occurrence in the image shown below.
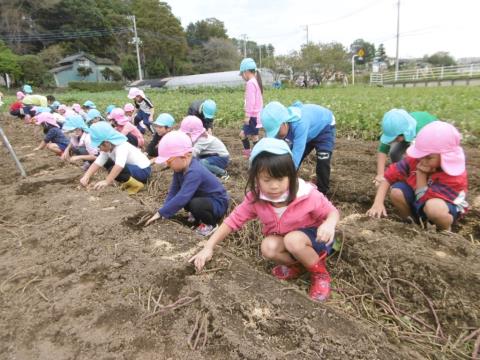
[158,159,229,219]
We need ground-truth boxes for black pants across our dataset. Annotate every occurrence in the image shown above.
[104,159,131,183]
[126,133,139,148]
[185,197,218,226]
[301,146,332,196]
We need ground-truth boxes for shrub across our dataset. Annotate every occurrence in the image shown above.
[68,82,125,92]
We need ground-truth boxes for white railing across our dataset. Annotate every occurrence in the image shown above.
[370,64,480,85]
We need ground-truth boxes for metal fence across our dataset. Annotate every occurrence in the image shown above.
[370,64,480,85]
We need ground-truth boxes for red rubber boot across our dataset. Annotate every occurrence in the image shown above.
[307,252,331,302]
[272,262,304,280]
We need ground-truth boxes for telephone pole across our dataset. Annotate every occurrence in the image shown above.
[128,15,143,81]
[304,25,309,44]
[259,46,262,68]
[241,34,247,57]
[394,0,400,81]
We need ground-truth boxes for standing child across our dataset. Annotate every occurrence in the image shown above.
[189,138,340,301]
[146,113,175,160]
[261,101,336,196]
[33,112,70,155]
[79,122,151,195]
[180,116,230,180]
[187,99,217,134]
[109,108,145,148]
[61,115,98,168]
[374,109,437,186]
[127,88,154,134]
[239,58,263,157]
[367,121,468,231]
[145,131,229,236]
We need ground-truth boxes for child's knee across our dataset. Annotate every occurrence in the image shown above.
[283,232,308,254]
[260,237,282,259]
[390,188,405,204]
[423,199,449,219]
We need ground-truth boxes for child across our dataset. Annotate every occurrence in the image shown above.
[180,115,230,180]
[86,109,105,125]
[374,109,437,186]
[9,92,25,119]
[83,100,96,111]
[33,112,70,155]
[147,113,175,159]
[261,101,336,196]
[23,84,33,94]
[127,87,154,134]
[110,108,145,148]
[124,103,135,122]
[72,103,88,121]
[367,121,468,231]
[105,104,116,118]
[61,115,98,168]
[189,138,340,301]
[187,99,217,134]
[239,58,263,157]
[145,131,229,236]
[79,122,151,195]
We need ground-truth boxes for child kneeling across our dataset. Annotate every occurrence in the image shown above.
[190,138,340,302]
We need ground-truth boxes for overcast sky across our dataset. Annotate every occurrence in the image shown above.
[165,0,479,59]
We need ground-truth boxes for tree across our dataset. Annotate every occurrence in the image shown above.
[18,55,53,86]
[424,52,456,67]
[77,66,93,79]
[120,55,138,80]
[375,43,387,62]
[101,67,121,81]
[38,44,66,70]
[0,41,22,81]
[186,18,228,47]
[350,38,375,63]
[191,38,240,73]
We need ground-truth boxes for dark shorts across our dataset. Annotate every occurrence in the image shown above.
[200,154,229,169]
[391,182,459,221]
[298,227,334,255]
[57,142,68,151]
[242,117,259,136]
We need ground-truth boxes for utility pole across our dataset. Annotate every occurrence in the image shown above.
[304,25,309,44]
[394,0,400,81]
[128,15,143,81]
[241,34,247,57]
[259,46,262,68]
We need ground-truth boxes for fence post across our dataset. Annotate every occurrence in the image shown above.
[441,66,444,79]
[470,64,474,77]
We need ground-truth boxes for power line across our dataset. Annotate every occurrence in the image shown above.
[0,28,130,42]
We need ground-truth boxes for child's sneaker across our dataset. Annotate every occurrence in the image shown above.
[195,223,218,236]
[307,252,331,302]
[272,263,304,280]
[187,212,196,223]
[242,149,251,158]
[220,172,230,181]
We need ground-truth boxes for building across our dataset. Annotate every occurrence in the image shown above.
[50,52,121,87]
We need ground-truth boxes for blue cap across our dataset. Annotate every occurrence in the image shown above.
[202,99,217,119]
[83,100,96,109]
[239,58,257,74]
[105,104,116,114]
[89,122,127,148]
[34,107,52,114]
[51,101,61,110]
[23,84,33,94]
[86,109,102,123]
[261,101,301,138]
[63,115,89,132]
[153,113,175,128]
[249,138,292,165]
[380,109,417,144]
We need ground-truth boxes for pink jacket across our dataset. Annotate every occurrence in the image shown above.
[244,77,263,127]
[117,122,145,148]
[224,179,337,235]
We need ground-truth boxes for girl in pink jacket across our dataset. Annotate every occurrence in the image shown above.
[190,138,340,302]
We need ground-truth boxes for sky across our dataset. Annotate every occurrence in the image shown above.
[165,0,480,60]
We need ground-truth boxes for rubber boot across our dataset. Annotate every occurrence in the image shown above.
[272,262,304,280]
[121,177,145,195]
[307,252,331,302]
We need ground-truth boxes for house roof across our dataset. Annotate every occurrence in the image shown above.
[49,64,73,74]
[56,52,114,66]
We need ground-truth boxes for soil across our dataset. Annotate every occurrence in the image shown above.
[0,115,479,360]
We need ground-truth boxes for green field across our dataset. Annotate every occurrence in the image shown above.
[3,85,480,142]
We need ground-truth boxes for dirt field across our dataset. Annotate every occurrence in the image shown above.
[0,115,479,360]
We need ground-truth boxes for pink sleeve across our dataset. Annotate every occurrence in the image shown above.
[244,81,256,117]
[224,193,258,231]
[311,191,338,221]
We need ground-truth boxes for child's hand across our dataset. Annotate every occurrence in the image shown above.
[367,203,387,218]
[79,175,90,187]
[61,152,70,161]
[189,247,213,272]
[145,212,161,226]
[93,180,110,190]
[317,222,336,245]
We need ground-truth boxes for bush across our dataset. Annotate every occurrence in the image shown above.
[68,82,125,92]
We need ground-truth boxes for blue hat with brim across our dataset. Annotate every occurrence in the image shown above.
[89,122,127,148]
[261,101,301,138]
[380,109,417,144]
[86,109,103,123]
[153,113,175,128]
[63,115,89,132]
[23,85,33,94]
[51,101,61,110]
[239,58,257,74]
[249,138,292,165]
[202,99,217,119]
[105,105,116,114]
[83,100,96,109]
[34,106,52,114]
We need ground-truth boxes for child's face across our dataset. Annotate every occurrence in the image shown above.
[166,155,188,172]
[73,128,83,137]
[154,125,169,136]
[276,123,289,139]
[125,110,134,116]
[99,141,113,152]
[135,95,143,102]
[418,154,441,172]
[257,170,289,200]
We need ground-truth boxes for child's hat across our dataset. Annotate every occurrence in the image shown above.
[380,109,416,144]
[83,100,96,109]
[23,84,33,94]
[86,109,102,124]
[156,130,193,164]
[89,122,127,148]
[33,106,52,114]
[58,104,68,113]
[109,108,130,125]
[180,115,205,143]
[51,101,61,110]
[261,101,301,138]
[239,58,257,74]
[202,99,216,119]
[250,138,293,164]
[124,103,135,112]
[105,104,116,114]
[16,91,25,100]
[154,113,175,128]
[406,121,465,176]
[35,112,59,128]
[72,103,82,113]
[127,87,145,99]
[63,115,89,132]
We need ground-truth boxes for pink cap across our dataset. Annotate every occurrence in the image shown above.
[58,104,68,113]
[72,103,82,113]
[180,115,206,143]
[406,121,465,176]
[35,112,59,128]
[110,108,130,125]
[16,91,25,100]
[155,131,193,164]
[124,103,135,112]
[127,87,145,99]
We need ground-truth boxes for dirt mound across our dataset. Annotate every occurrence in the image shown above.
[1,116,479,359]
